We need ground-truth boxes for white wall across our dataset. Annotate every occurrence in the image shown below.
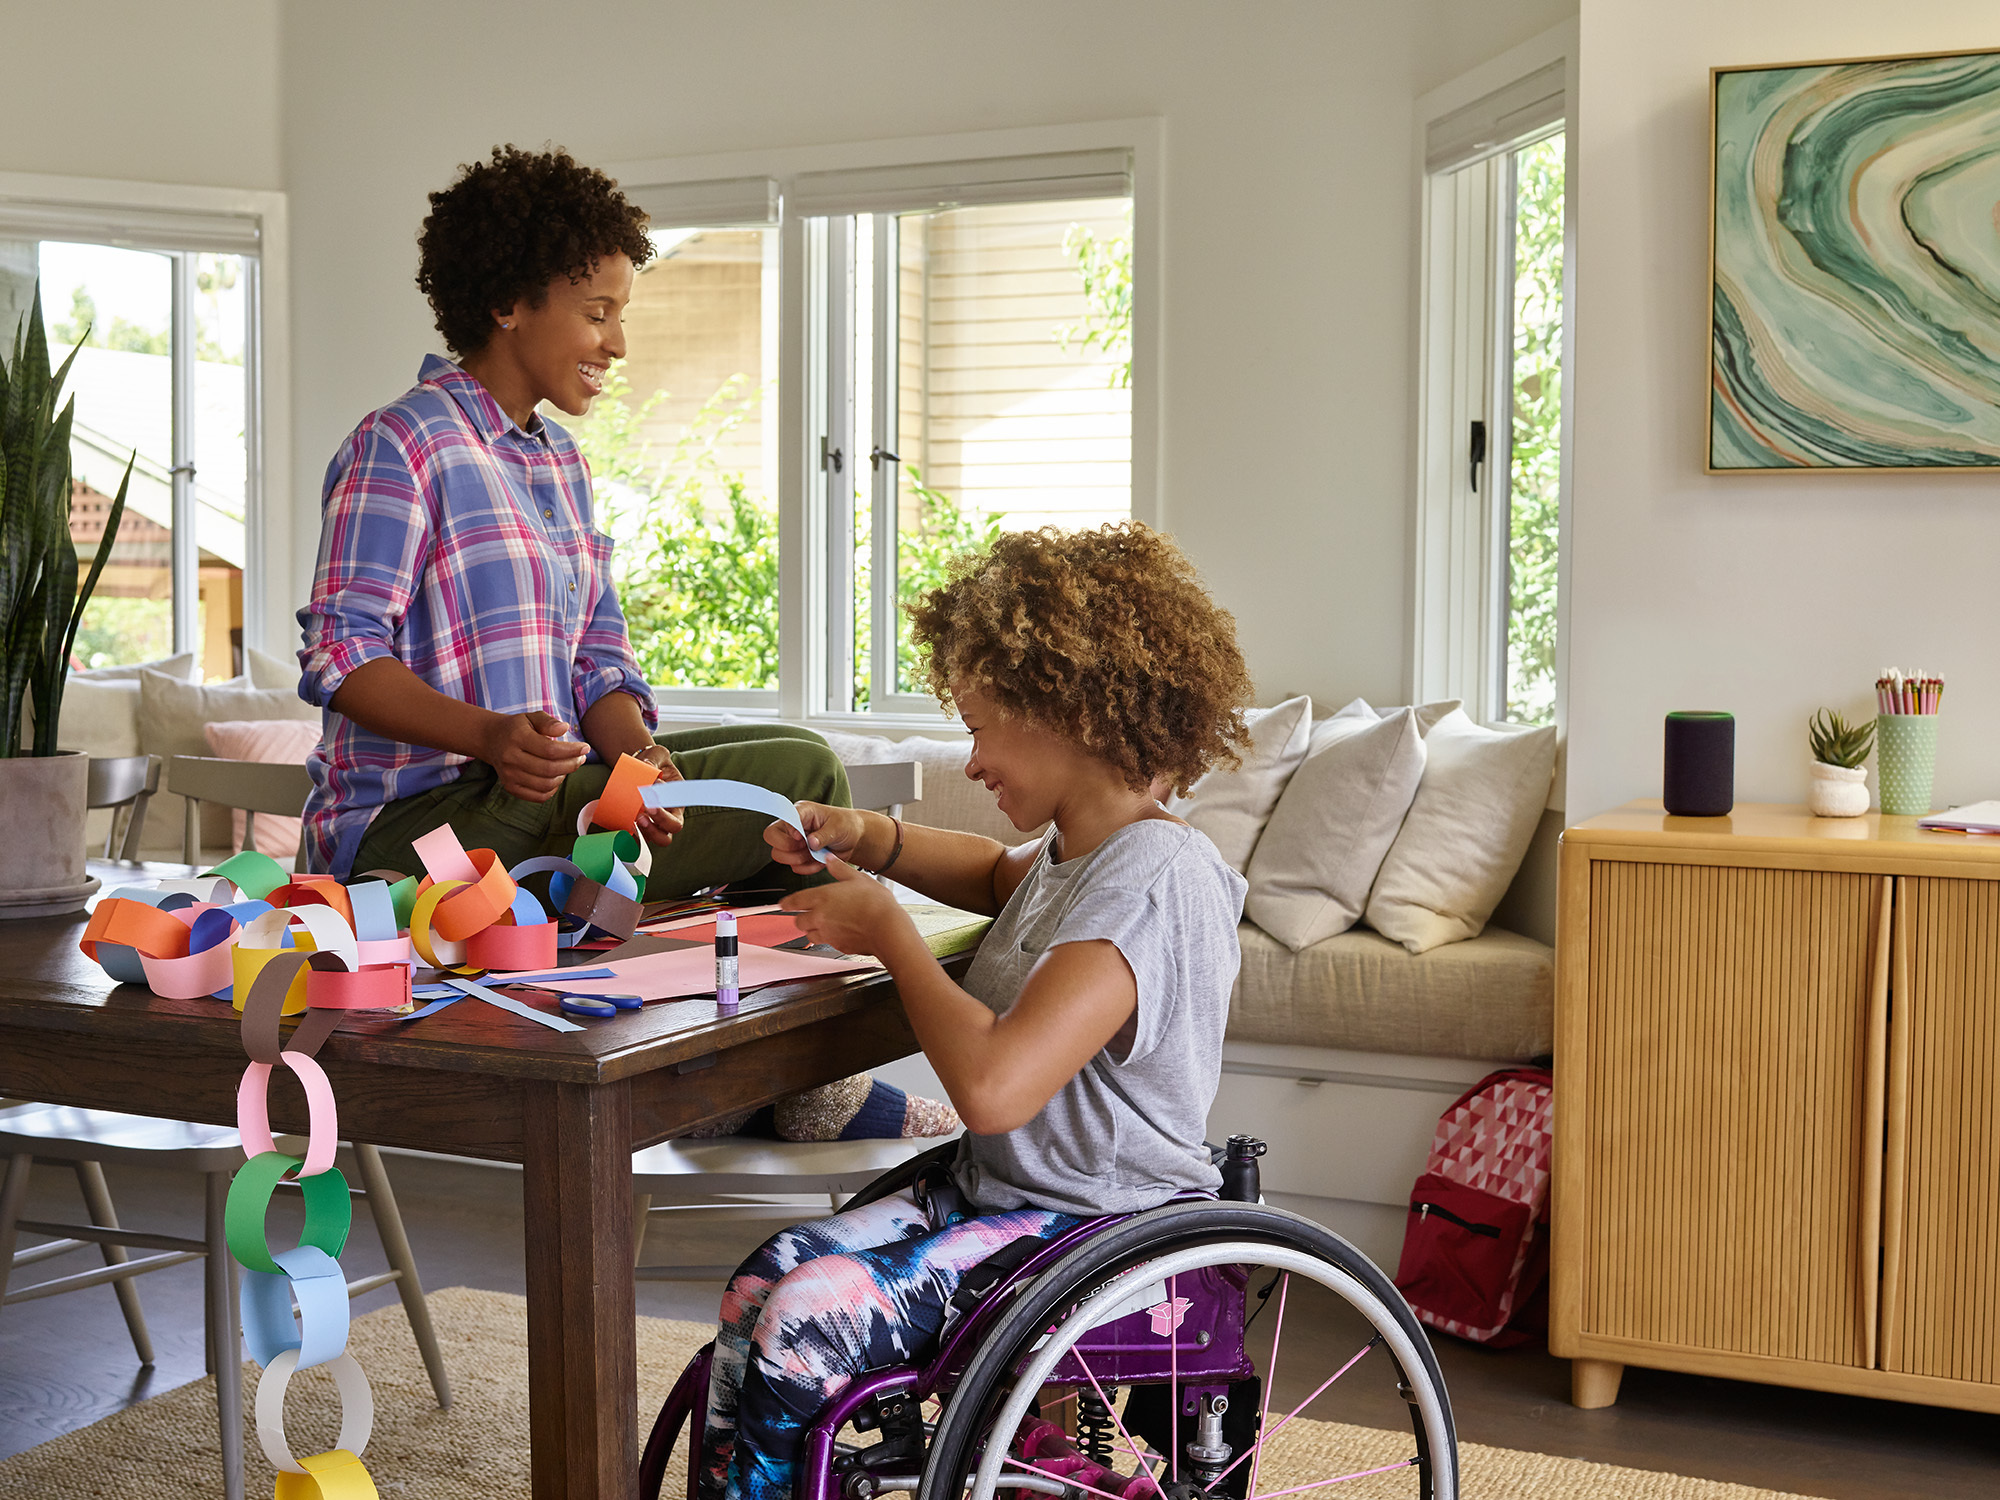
[277,0,1573,705]
[1568,0,2000,822]
[0,1,281,189]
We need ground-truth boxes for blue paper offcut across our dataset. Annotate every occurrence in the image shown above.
[444,976,586,1033]
[638,779,827,863]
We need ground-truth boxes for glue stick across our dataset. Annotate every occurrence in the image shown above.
[714,910,739,1013]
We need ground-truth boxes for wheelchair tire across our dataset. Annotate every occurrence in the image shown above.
[918,1202,1457,1500]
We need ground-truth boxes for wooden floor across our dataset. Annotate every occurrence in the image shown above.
[2,1153,1995,1497]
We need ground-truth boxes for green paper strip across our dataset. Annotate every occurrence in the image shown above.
[571,829,640,885]
[387,876,421,931]
[226,1151,353,1274]
[207,849,290,901]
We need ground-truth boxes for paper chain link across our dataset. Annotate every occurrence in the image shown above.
[73,754,694,1498]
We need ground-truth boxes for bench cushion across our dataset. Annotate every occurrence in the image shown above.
[1229,920,1552,1062]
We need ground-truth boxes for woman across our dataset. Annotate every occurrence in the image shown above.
[297,145,846,893]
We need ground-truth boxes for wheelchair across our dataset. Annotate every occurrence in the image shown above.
[641,1137,1457,1500]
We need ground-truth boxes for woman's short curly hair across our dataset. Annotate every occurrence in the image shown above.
[416,145,654,357]
[906,522,1254,796]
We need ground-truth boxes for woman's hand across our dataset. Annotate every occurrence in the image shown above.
[482,710,589,801]
[765,802,869,873]
[631,744,686,845]
[780,854,912,956]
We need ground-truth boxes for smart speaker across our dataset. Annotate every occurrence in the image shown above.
[1664,711,1734,816]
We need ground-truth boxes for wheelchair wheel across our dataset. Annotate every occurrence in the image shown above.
[919,1203,1456,1500]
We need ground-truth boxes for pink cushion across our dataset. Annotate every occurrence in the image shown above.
[201,719,321,858]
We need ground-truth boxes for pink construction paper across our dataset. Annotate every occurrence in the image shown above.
[491,943,881,1001]
[412,825,480,884]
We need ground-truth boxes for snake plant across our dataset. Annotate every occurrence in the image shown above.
[1,284,132,758]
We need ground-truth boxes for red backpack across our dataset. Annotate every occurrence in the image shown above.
[1393,1066,1553,1346]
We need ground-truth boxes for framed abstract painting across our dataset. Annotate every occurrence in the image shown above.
[1710,48,2000,471]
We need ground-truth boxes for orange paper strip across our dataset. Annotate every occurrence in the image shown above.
[594,752,661,833]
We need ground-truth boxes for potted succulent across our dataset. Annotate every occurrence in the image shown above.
[1806,709,1874,818]
[1,286,132,916]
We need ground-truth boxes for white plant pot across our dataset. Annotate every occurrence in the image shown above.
[0,750,99,917]
[1806,761,1870,819]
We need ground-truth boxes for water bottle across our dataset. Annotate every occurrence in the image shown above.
[1219,1135,1267,1202]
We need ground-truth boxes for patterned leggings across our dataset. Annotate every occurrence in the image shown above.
[698,1193,1082,1500]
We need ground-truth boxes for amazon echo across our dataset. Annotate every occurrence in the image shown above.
[1663,711,1734,816]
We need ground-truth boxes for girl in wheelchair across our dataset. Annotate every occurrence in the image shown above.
[701,523,1256,1500]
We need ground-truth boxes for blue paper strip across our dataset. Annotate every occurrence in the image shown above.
[639,778,827,863]
[239,1243,351,1371]
[444,976,587,1033]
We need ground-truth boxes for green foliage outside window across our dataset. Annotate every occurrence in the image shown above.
[1507,134,1564,727]
[1060,215,1133,389]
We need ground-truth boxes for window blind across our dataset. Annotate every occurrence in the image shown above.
[1425,60,1565,174]
[625,175,780,230]
[789,148,1132,217]
[0,197,262,254]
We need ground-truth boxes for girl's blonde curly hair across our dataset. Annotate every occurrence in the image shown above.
[905,522,1254,797]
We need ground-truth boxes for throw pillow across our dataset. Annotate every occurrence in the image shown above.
[74,652,197,682]
[817,729,1041,848]
[1364,708,1557,954]
[1312,697,1460,749]
[202,719,322,858]
[246,646,301,693]
[1244,708,1426,951]
[1166,695,1312,873]
[138,670,321,859]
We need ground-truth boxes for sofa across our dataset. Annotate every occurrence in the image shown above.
[817,701,1556,1268]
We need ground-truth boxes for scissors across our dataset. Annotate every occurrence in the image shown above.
[557,991,644,1020]
[512,985,644,1021]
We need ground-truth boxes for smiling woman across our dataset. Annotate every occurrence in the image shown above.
[295,145,852,896]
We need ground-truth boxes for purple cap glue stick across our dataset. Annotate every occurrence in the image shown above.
[714,910,739,1013]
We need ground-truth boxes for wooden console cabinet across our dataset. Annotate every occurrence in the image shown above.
[1553,803,2000,1414]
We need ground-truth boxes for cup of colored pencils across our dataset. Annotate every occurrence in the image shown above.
[1875,668,1941,816]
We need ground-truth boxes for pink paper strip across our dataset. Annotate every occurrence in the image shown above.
[412,824,480,884]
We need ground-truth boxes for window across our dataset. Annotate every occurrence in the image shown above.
[1414,58,1570,730]
[582,148,1136,720]
[0,194,266,681]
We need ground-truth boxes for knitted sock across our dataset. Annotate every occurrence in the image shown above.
[770,1073,961,1141]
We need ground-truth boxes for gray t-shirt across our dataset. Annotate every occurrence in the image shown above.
[953,817,1248,1216]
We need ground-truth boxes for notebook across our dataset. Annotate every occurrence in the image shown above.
[1916,801,2000,834]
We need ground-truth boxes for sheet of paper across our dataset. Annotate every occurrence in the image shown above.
[639,780,827,862]
[640,901,788,933]
[1917,799,2000,832]
[492,943,881,1001]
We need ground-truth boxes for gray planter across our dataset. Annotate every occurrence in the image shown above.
[0,750,99,917]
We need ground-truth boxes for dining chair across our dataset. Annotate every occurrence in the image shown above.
[168,754,314,871]
[630,761,943,1277]
[0,1104,450,1500]
[86,753,162,861]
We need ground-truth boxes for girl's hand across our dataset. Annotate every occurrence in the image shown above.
[765,802,867,873]
[779,854,910,955]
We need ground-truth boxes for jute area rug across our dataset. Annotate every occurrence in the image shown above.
[0,1286,1831,1500]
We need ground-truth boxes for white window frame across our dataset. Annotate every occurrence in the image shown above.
[607,120,1161,733]
[1411,24,1574,788]
[0,170,291,660]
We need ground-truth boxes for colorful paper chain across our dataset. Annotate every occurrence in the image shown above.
[73,753,681,1498]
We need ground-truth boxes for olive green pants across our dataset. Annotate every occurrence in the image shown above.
[352,724,849,901]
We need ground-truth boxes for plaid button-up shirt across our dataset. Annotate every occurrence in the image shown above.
[297,355,655,875]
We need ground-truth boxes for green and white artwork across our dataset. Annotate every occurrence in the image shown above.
[1711,50,2000,470]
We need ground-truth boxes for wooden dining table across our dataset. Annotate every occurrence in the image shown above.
[0,870,944,1499]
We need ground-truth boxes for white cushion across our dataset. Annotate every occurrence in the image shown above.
[1165,695,1312,873]
[138,670,320,858]
[1364,709,1557,954]
[1315,696,1460,743]
[246,646,299,692]
[1245,708,1425,950]
[73,652,197,682]
[818,730,1041,847]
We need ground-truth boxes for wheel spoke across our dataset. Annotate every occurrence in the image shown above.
[1208,1334,1383,1492]
[1247,1458,1419,1499]
[1070,1346,1168,1500]
[1247,1271,1289,1500]
[1167,1272,1177,1486]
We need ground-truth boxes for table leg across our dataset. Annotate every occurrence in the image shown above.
[525,1079,637,1500]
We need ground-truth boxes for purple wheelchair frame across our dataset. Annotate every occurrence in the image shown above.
[643,1206,1255,1500]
